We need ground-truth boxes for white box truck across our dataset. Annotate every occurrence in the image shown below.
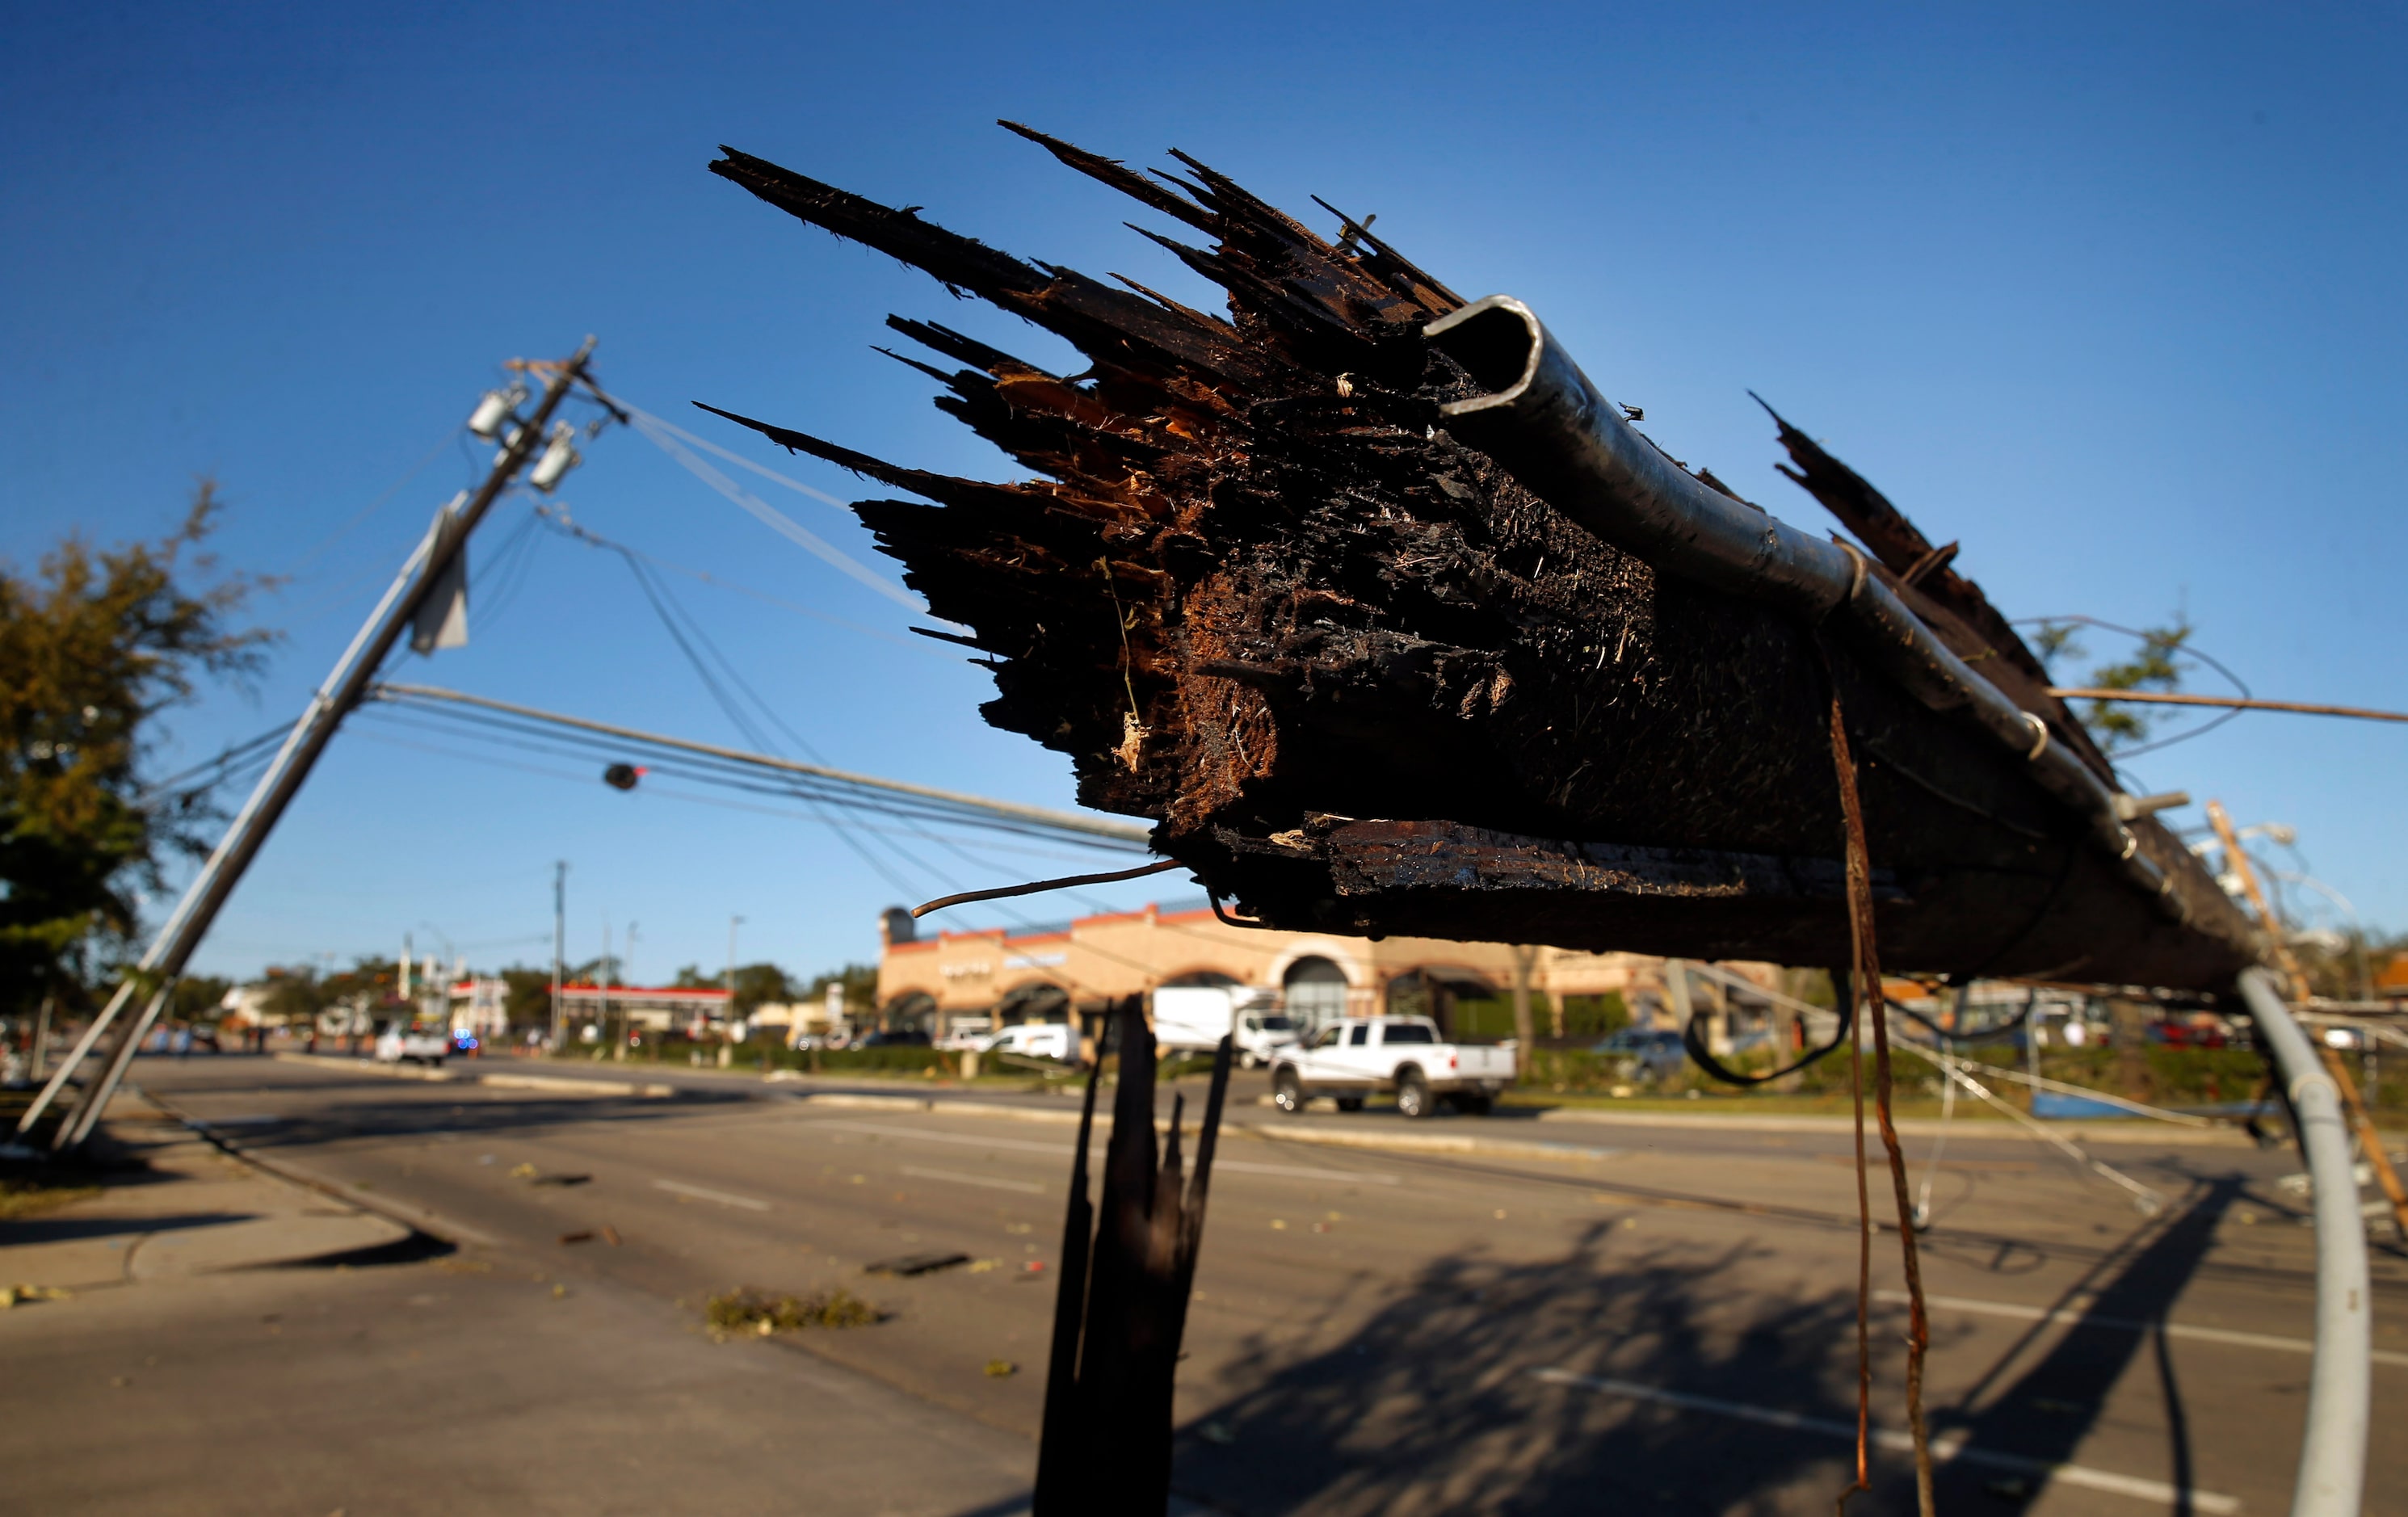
[1150,985,1301,1068]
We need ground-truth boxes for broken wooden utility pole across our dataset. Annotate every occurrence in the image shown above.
[1033,1001,1233,1514]
[699,124,2255,993]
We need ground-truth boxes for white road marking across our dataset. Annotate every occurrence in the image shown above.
[1885,1289,2408,1368]
[653,1179,769,1211]
[1532,1368,2238,1513]
[806,1119,1399,1183]
[901,1165,1045,1196]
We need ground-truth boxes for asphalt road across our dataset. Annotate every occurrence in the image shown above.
[129,1054,2406,1516]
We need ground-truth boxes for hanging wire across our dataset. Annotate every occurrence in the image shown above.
[2011,613,2254,761]
[465,501,547,633]
[542,512,961,663]
[285,429,460,578]
[536,512,975,904]
[622,406,930,615]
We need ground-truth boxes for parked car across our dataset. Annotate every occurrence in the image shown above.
[933,1017,994,1052]
[374,1023,450,1066]
[857,1027,931,1048]
[977,1022,1077,1062]
[1270,1016,1516,1118]
[1591,1027,1687,1083]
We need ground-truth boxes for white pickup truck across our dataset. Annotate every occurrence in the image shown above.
[373,1023,451,1066]
[1269,1016,1515,1118]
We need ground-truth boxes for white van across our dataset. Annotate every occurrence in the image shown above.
[1152,985,1301,1068]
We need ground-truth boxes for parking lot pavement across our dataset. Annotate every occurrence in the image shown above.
[123,1055,2408,1515]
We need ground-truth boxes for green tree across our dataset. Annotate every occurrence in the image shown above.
[498,965,555,1027]
[169,973,234,1026]
[0,484,274,1013]
[673,960,793,1015]
[804,963,878,1018]
[257,964,326,1029]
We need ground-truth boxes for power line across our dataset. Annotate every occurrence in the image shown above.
[366,683,1149,848]
[355,700,1140,851]
[619,404,930,616]
[529,510,1021,901]
[285,428,460,578]
[537,511,961,663]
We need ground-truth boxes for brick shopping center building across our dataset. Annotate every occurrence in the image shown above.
[875,895,1780,1045]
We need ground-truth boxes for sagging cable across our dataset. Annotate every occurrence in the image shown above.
[913,859,1184,918]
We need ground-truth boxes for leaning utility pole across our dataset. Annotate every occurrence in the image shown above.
[18,340,599,1151]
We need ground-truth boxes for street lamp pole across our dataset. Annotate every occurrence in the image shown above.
[551,862,567,1053]
[726,914,745,1039]
[620,922,638,1061]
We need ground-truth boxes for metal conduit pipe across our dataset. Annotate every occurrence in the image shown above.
[1423,296,2175,914]
[2235,967,2370,1517]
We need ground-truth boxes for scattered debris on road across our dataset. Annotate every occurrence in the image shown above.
[985,1359,1018,1378]
[0,1172,99,1219]
[705,1287,885,1335]
[509,1162,591,1186]
[558,1230,595,1246]
[864,1250,971,1277]
[3,1283,71,1309]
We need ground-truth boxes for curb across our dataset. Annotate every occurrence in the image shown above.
[1229,1120,1616,1163]
[1522,1105,2259,1147]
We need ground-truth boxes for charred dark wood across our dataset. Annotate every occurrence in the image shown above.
[1032,1001,1232,1515]
[702,128,2259,992]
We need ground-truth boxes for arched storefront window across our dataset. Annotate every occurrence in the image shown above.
[996,982,1070,1026]
[1282,956,1351,1036]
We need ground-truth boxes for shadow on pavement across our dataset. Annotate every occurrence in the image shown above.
[158,1086,729,1153]
[0,1211,258,1246]
[1937,1175,2244,1517]
[1162,1221,1889,1515]
[265,1229,459,1270]
[1141,1192,2238,1517]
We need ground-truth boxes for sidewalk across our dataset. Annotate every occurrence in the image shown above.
[0,1094,1048,1516]
[1,1101,408,1292]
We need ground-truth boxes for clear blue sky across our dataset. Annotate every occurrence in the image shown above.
[5,3,2402,986]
